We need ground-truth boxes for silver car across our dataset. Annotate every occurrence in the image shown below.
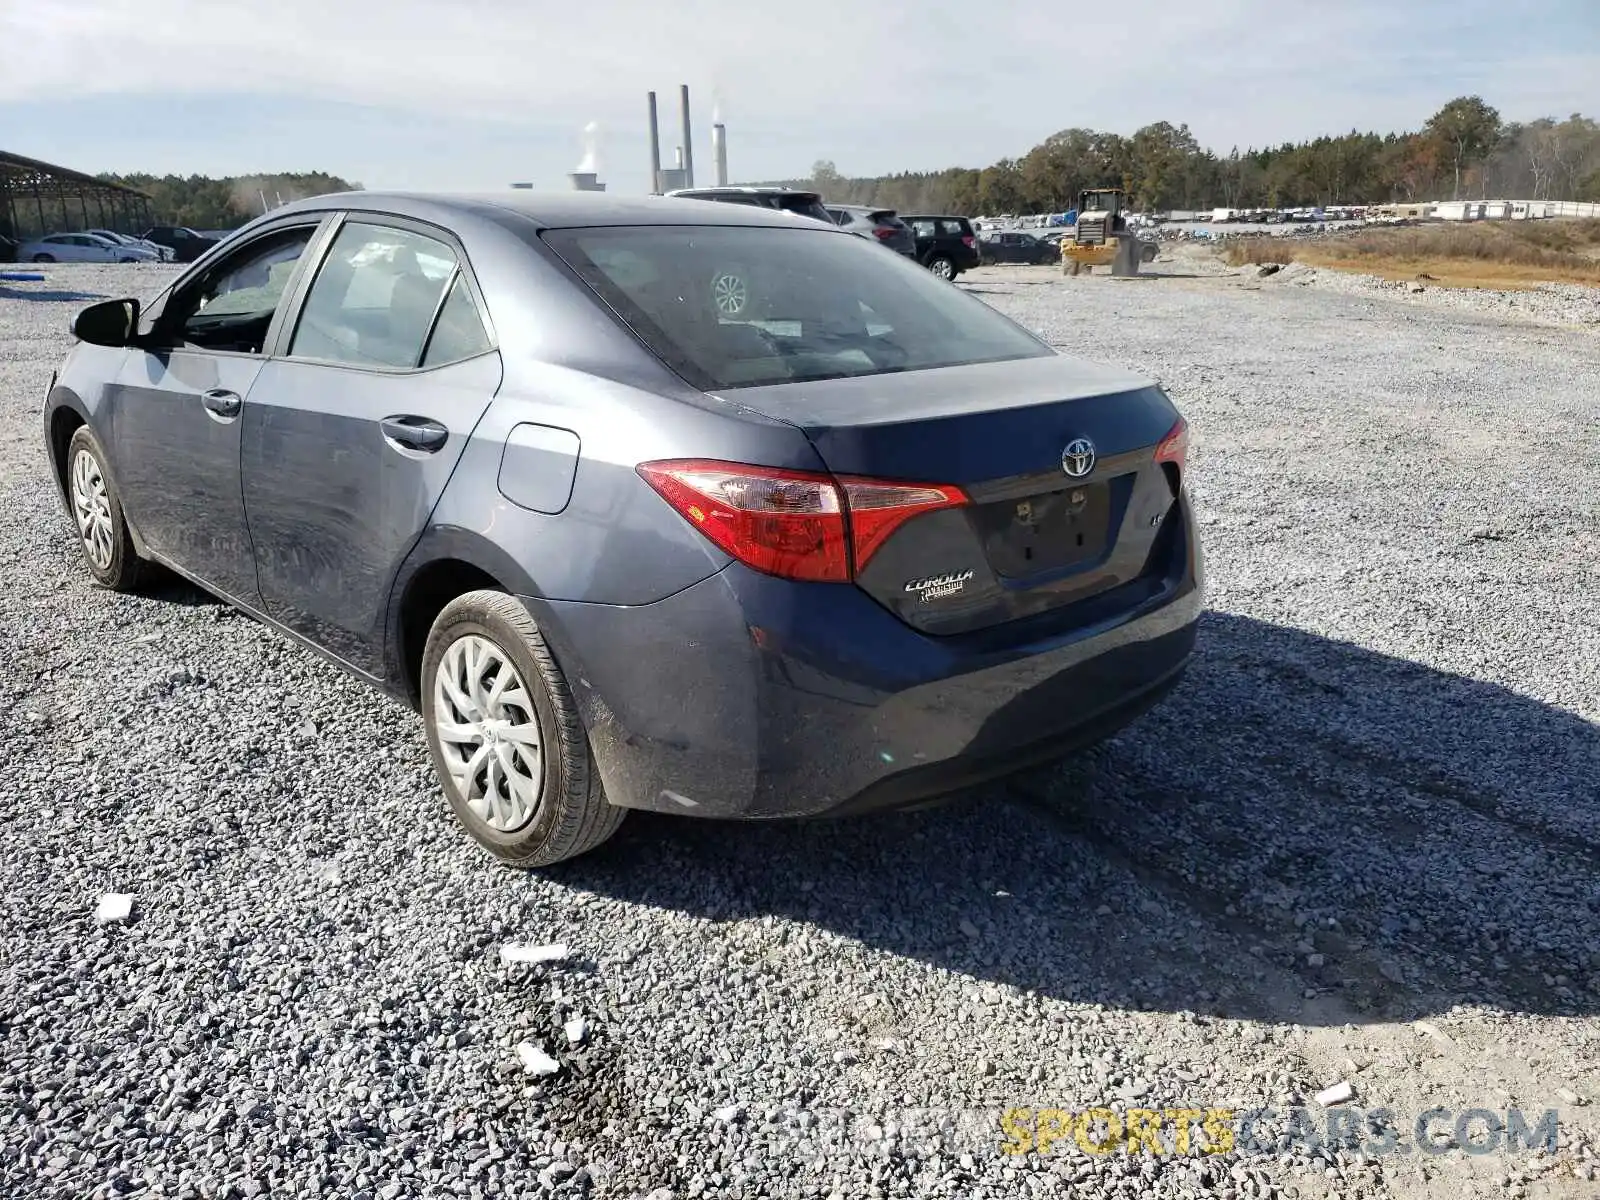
[19,232,159,264]
[825,205,916,257]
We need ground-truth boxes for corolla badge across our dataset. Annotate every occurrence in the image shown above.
[904,569,975,602]
[1061,437,1096,478]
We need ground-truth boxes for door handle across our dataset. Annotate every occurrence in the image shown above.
[201,388,241,418]
[380,415,449,453]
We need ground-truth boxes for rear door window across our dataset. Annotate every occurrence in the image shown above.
[420,274,493,368]
[938,219,969,237]
[288,222,459,369]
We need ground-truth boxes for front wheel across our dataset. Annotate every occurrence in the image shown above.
[32,253,54,263]
[421,590,624,868]
[65,426,146,591]
[927,256,956,281]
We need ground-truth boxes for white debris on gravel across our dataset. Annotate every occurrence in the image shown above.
[499,940,570,966]
[515,1041,563,1076]
[92,893,133,924]
[563,1015,590,1045]
[2,262,1598,1200]
[1314,1080,1356,1106]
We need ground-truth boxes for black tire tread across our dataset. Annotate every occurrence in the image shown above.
[423,589,624,868]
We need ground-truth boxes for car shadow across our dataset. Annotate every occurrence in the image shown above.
[556,610,1599,1025]
[0,286,110,302]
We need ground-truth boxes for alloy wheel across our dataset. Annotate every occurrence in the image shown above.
[432,634,544,833]
[711,271,748,317]
[70,449,115,570]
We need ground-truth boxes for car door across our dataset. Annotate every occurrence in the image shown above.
[105,218,331,602]
[240,215,500,674]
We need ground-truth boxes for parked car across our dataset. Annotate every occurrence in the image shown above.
[46,192,1201,868]
[901,215,982,280]
[18,232,160,264]
[88,229,174,262]
[825,205,916,256]
[140,226,221,263]
[663,186,833,225]
[980,230,1059,265]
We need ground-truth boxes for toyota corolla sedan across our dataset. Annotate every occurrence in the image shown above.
[44,192,1203,867]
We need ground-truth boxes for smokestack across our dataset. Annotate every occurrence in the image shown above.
[712,123,728,186]
[646,91,662,194]
[679,84,695,188]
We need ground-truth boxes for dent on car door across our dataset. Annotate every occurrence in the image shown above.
[106,221,326,602]
[241,217,501,673]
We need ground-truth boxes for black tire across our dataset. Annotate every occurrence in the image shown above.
[1141,244,1158,263]
[32,253,54,263]
[927,255,956,281]
[64,425,146,591]
[421,590,624,868]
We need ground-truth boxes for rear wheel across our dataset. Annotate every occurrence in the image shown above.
[32,253,54,263]
[65,426,145,591]
[421,590,624,868]
[927,256,956,281]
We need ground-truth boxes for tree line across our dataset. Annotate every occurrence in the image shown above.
[93,171,362,229]
[762,98,1600,216]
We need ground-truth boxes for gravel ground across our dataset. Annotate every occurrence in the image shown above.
[1,261,1598,1200]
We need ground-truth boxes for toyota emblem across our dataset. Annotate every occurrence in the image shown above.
[1061,438,1096,479]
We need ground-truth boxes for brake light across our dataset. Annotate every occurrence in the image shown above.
[838,476,968,567]
[962,235,975,248]
[872,226,897,241]
[1154,416,1188,496]
[1154,416,1188,471]
[636,459,967,582]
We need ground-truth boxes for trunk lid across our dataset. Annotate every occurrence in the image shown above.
[713,354,1186,635]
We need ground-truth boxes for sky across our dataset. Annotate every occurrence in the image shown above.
[2,0,1596,195]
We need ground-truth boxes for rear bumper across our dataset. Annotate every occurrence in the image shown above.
[527,497,1203,820]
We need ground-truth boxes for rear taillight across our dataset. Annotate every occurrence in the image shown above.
[962,235,975,247]
[1154,416,1189,495]
[636,459,966,582]
[873,226,897,241]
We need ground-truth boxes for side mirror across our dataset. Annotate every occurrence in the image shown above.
[71,298,140,347]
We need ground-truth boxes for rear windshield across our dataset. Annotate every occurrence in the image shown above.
[773,195,833,223]
[543,225,1050,391]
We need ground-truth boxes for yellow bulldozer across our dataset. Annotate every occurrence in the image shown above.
[1060,188,1159,276]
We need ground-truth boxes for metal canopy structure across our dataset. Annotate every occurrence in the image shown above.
[1,150,154,243]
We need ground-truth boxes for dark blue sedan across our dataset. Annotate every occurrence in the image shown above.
[44,191,1203,866]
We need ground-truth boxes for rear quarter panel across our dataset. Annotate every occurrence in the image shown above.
[412,217,830,606]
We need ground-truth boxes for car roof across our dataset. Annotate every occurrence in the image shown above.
[265,190,832,231]
[666,185,821,200]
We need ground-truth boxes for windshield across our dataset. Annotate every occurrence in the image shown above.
[543,225,1050,390]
